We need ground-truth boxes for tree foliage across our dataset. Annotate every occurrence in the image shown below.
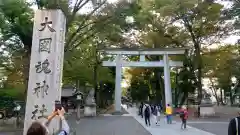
[119,0,232,108]
[0,0,130,95]
[227,0,240,30]
[202,45,240,105]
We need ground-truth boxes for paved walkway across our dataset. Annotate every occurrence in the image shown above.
[123,105,216,135]
[67,115,151,135]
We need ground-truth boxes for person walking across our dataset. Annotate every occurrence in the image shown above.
[180,106,188,129]
[228,111,240,135]
[152,105,161,125]
[165,104,173,124]
[143,102,152,126]
[152,105,157,125]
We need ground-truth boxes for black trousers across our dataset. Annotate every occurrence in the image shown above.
[145,115,150,126]
[181,119,187,129]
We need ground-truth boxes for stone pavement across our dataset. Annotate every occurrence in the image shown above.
[124,105,216,135]
[0,118,23,135]
[188,121,228,135]
[67,115,151,135]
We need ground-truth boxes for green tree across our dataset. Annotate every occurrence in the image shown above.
[0,0,126,96]
[63,42,113,85]
[129,80,149,102]
[227,0,240,30]
[203,45,239,105]
[129,0,231,109]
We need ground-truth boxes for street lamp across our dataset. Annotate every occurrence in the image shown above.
[73,90,83,120]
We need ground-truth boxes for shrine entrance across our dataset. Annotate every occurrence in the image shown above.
[101,48,187,113]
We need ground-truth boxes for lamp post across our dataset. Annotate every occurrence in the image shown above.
[73,90,83,121]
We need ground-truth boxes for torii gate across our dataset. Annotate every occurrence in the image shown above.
[100,48,187,113]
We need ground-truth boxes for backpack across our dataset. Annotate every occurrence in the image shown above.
[179,111,185,119]
[152,106,157,115]
[144,105,150,116]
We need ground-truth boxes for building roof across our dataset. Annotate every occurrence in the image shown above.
[62,87,75,97]
[61,86,85,97]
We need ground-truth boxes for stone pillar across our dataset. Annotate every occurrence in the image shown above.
[114,54,122,112]
[163,54,172,106]
[23,10,66,135]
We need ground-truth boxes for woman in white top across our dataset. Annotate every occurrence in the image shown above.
[152,106,160,125]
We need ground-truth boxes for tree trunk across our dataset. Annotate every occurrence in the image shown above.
[23,52,31,100]
[154,69,161,102]
[180,92,188,106]
[93,44,99,106]
[182,16,203,117]
[159,74,165,108]
[174,88,177,106]
[93,64,98,102]
[153,55,162,103]
[176,89,181,107]
[220,89,223,105]
[229,87,234,106]
[195,45,203,117]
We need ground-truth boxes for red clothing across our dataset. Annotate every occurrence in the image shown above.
[183,109,188,120]
[180,109,188,120]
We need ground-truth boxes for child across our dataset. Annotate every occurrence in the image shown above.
[180,106,188,129]
[166,104,172,124]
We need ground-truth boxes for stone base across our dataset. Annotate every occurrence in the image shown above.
[84,106,96,117]
[200,106,215,117]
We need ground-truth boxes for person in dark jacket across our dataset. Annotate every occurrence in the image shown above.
[143,103,152,126]
[228,111,240,135]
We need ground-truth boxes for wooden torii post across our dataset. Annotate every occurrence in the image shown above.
[100,48,187,113]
